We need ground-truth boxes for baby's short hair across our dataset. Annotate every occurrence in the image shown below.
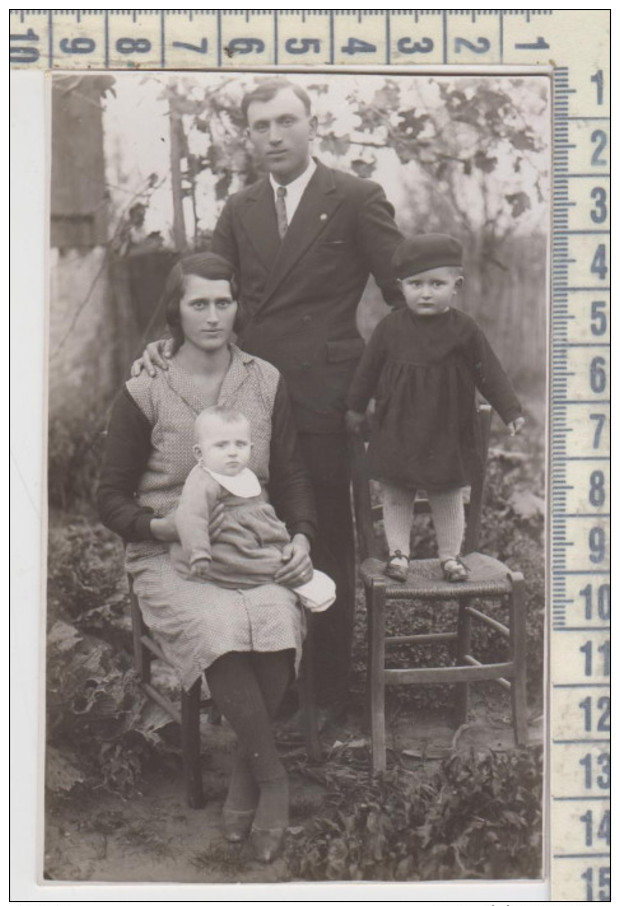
[194,406,249,443]
[392,234,463,279]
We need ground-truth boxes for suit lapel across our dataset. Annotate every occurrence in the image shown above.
[239,179,281,271]
[256,162,344,313]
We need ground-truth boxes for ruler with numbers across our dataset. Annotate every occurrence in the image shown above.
[10,9,610,901]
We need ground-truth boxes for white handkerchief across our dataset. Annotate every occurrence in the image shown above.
[294,570,337,613]
[204,466,262,498]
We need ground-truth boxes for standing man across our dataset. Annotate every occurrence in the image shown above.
[139,78,404,718]
[212,78,403,718]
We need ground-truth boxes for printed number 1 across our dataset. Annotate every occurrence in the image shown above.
[591,70,604,105]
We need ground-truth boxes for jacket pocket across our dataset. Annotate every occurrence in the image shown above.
[325,338,366,363]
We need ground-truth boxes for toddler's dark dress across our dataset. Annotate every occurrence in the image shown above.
[347,307,522,492]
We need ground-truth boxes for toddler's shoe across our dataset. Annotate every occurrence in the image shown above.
[384,551,409,583]
[440,557,469,583]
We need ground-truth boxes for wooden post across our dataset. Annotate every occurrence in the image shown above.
[168,103,187,252]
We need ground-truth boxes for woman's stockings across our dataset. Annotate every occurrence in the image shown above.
[206,650,293,828]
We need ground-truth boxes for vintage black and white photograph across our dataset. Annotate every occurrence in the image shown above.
[45,69,549,884]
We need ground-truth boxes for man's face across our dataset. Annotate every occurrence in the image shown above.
[246,87,317,185]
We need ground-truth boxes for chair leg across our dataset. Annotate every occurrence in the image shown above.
[369,581,387,773]
[362,584,374,735]
[299,614,321,760]
[509,575,529,746]
[181,679,205,809]
[455,599,472,727]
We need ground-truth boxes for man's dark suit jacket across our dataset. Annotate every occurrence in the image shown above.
[211,160,403,435]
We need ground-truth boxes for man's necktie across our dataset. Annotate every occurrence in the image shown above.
[276,186,288,239]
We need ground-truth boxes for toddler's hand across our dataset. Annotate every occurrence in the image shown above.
[508,417,525,436]
[191,559,212,580]
[345,409,366,436]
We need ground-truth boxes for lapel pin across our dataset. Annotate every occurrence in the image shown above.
[320,213,328,220]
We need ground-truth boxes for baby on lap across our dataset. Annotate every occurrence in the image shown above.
[171,405,335,612]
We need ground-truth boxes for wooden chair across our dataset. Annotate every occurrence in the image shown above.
[349,404,528,773]
[128,577,321,808]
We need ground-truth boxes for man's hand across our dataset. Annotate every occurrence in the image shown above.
[274,534,313,588]
[191,559,212,580]
[345,409,366,436]
[130,339,172,378]
[150,511,179,542]
[508,416,525,436]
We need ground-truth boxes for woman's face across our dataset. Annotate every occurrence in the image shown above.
[178,275,238,352]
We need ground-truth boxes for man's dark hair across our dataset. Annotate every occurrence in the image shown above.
[241,78,312,123]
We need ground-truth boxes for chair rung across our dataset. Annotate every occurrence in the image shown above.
[141,634,174,666]
[383,584,509,600]
[385,631,458,646]
[384,661,514,686]
[464,607,510,637]
[142,682,182,724]
[464,655,511,690]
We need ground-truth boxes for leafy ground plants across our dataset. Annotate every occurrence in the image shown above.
[285,746,542,882]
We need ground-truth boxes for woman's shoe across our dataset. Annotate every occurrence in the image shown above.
[222,807,255,843]
[441,557,469,583]
[250,825,285,863]
[385,551,410,583]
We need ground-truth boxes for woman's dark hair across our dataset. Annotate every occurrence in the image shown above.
[163,252,240,352]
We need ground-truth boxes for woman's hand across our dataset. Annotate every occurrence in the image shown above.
[274,533,313,588]
[150,512,179,542]
[130,339,172,378]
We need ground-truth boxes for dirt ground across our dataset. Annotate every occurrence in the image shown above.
[44,694,542,885]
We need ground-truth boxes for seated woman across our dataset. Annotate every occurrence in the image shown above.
[97,252,317,863]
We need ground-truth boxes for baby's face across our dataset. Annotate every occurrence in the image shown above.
[195,419,252,475]
[400,266,462,317]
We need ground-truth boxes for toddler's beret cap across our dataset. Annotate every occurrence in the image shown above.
[392,234,463,278]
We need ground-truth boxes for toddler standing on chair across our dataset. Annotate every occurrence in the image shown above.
[346,234,524,583]
[171,405,335,611]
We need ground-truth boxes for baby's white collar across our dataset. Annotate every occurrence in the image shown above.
[202,465,261,498]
